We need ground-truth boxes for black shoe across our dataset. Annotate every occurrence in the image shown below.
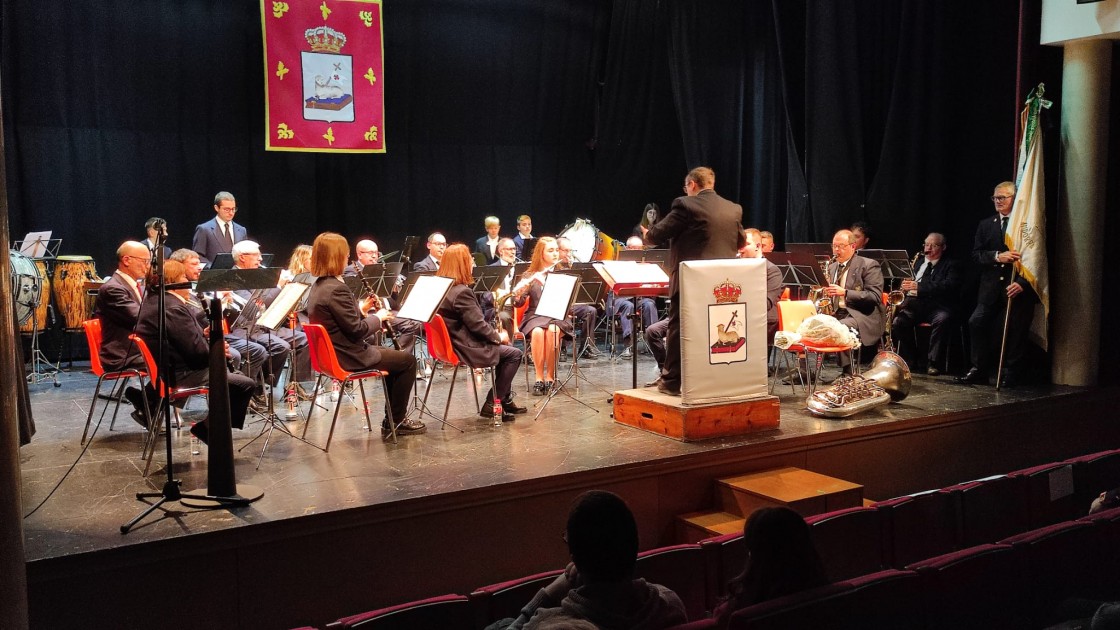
[926,366,942,376]
[657,381,681,396]
[189,421,209,445]
[479,405,516,422]
[544,381,555,394]
[645,376,663,388]
[955,368,987,385]
[581,344,601,359]
[998,374,1019,388]
[382,418,426,437]
[502,400,528,414]
[532,380,546,396]
[124,387,150,428]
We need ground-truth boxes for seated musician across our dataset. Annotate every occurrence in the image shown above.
[134,260,256,445]
[343,238,419,355]
[555,236,600,360]
[607,236,659,359]
[483,237,517,334]
[512,236,574,395]
[741,228,783,343]
[892,232,960,376]
[306,232,425,437]
[97,241,156,425]
[414,232,447,272]
[436,244,526,421]
[228,240,312,386]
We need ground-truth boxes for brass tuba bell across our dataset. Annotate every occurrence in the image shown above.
[806,350,911,417]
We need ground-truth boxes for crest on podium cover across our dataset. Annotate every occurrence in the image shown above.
[262,0,385,153]
[708,279,747,364]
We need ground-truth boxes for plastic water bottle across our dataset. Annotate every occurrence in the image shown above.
[330,380,340,401]
[190,428,201,455]
[492,396,503,426]
[286,388,297,418]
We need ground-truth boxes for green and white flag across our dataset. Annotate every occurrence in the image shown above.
[1007,84,1050,349]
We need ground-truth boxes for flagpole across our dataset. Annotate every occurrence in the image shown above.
[995,265,1018,392]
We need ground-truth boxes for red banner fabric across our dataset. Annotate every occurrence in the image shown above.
[262,0,385,153]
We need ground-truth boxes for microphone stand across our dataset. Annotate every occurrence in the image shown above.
[122,225,261,533]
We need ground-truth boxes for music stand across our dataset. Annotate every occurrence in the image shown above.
[398,235,419,268]
[863,249,914,290]
[395,275,459,429]
[775,252,830,300]
[530,272,599,419]
[617,248,670,273]
[596,261,671,389]
[359,262,405,298]
[398,270,435,305]
[207,252,274,270]
[12,234,63,385]
[471,266,512,294]
[519,238,537,263]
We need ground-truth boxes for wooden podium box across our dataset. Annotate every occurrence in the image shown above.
[612,388,779,441]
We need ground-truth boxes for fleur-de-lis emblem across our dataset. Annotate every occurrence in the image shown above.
[320,1,331,20]
[276,123,294,140]
[272,2,289,18]
[276,61,290,80]
[364,126,379,142]
[359,11,374,27]
[323,127,335,145]
[364,68,377,85]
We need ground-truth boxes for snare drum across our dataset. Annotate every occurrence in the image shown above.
[9,251,43,328]
[558,219,621,263]
[53,255,100,330]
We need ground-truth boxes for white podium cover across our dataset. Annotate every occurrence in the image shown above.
[679,259,768,405]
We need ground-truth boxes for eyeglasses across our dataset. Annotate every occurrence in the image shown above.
[991,195,1012,202]
[498,247,516,252]
[127,255,152,264]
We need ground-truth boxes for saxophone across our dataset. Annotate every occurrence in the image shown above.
[810,255,838,316]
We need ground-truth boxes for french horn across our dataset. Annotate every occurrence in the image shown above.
[806,351,911,418]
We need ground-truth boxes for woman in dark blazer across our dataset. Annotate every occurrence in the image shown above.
[306,232,424,436]
[512,236,574,395]
[436,244,526,421]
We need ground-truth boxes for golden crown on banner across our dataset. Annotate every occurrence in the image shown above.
[713,279,742,304]
[305,26,347,53]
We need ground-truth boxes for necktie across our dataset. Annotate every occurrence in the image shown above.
[135,279,145,301]
[223,222,234,249]
[1000,216,1008,235]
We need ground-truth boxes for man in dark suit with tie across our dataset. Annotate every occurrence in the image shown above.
[956,182,1037,387]
[474,216,501,265]
[413,232,447,272]
[642,166,744,395]
[825,229,885,371]
[892,232,960,375]
[96,241,155,426]
[192,191,248,265]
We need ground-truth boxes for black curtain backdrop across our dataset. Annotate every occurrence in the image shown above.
[1,0,1074,276]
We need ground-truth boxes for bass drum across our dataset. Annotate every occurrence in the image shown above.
[9,251,42,328]
[558,219,621,263]
[53,255,100,330]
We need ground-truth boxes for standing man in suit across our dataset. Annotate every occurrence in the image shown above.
[142,217,173,261]
[192,191,248,265]
[742,228,784,344]
[474,216,502,265]
[824,229,884,371]
[956,181,1037,387]
[513,215,534,260]
[413,232,447,272]
[892,233,960,376]
[641,166,744,395]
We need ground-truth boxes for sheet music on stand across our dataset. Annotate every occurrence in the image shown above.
[595,260,670,293]
[519,238,538,263]
[397,235,419,266]
[535,273,579,321]
[13,232,59,258]
[231,289,267,332]
[396,275,454,323]
[860,249,914,289]
[196,267,282,294]
[208,252,275,270]
[257,282,309,330]
[617,248,670,273]
[398,270,435,305]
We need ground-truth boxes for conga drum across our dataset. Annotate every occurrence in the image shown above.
[9,251,44,331]
[53,255,100,330]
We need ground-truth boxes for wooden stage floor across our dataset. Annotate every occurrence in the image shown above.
[17,350,1117,628]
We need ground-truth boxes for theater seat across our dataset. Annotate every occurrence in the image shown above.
[873,490,960,568]
[726,583,852,629]
[468,569,564,630]
[1007,462,1080,528]
[1065,448,1120,508]
[324,594,471,629]
[999,521,1102,627]
[942,475,1028,546]
[805,506,884,581]
[699,532,745,612]
[634,544,708,621]
[906,543,1030,629]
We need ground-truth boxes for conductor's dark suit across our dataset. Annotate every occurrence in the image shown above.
[192,218,248,265]
[437,284,522,403]
[967,214,1037,378]
[305,276,415,423]
[644,188,743,389]
[95,271,144,372]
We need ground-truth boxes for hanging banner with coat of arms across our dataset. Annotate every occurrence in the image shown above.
[261,0,385,153]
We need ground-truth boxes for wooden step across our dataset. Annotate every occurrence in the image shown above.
[717,467,863,518]
[613,388,779,442]
[676,510,746,543]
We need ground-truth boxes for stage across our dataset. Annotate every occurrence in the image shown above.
[18,349,1117,629]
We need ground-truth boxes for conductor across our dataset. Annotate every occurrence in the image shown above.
[642,166,744,395]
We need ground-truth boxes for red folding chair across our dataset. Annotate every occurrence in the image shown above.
[302,323,395,447]
[80,319,146,444]
[129,334,208,475]
[421,314,493,432]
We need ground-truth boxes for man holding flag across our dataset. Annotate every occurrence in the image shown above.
[956,86,1050,388]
